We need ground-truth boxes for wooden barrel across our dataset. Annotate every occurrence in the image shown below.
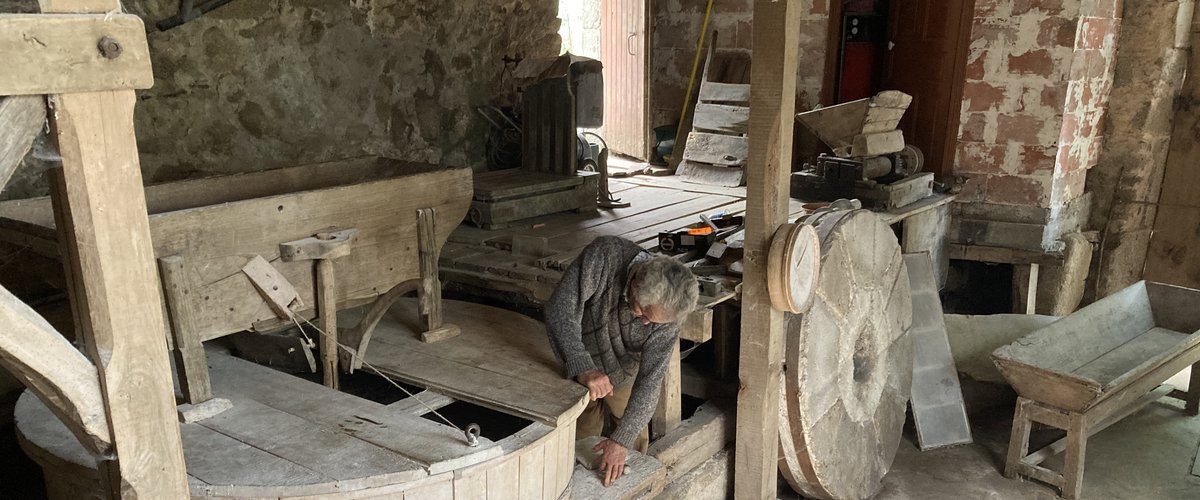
[778,209,913,500]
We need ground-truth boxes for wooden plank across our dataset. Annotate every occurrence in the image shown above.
[364,323,583,427]
[0,96,45,191]
[518,443,545,499]
[472,170,583,202]
[198,397,425,484]
[651,340,682,440]
[567,451,666,499]
[205,351,502,474]
[647,401,734,483]
[676,160,746,187]
[453,470,487,499]
[540,431,559,500]
[735,1,801,498]
[0,14,153,95]
[386,390,455,416]
[240,254,300,318]
[1072,327,1188,384]
[416,207,447,336]
[692,103,749,134]
[699,82,751,104]
[178,423,322,488]
[682,132,749,166]
[403,479,454,500]
[486,457,520,499]
[159,255,213,404]
[49,81,188,497]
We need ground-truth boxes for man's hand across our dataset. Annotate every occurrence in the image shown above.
[592,438,627,487]
[576,370,613,401]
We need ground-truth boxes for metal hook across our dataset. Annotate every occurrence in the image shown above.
[465,423,481,447]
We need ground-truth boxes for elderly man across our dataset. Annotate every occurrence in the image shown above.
[545,235,699,487]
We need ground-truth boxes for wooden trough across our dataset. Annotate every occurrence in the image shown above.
[993,280,1200,499]
[1,156,472,400]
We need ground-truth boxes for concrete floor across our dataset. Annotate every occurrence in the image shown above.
[782,376,1200,499]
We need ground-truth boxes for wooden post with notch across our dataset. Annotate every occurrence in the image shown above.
[417,207,460,342]
[158,254,213,404]
[26,0,191,496]
[735,1,801,498]
[280,228,357,390]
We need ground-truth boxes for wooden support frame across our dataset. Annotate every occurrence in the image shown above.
[1005,380,1198,500]
[0,2,192,496]
[734,1,801,498]
[28,0,190,496]
[650,340,682,440]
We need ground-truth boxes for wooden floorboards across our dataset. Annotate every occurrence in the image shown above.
[442,178,808,303]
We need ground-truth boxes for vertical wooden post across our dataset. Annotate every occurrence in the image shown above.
[316,258,339,390]
[417,207,443,331]
[651,339,682,440]
[40,1,189,496]
[159,255,213,403]
[735,1,801,498]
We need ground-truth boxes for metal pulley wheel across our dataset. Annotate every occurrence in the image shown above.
[778,208,913,500]
[766,223,821,314]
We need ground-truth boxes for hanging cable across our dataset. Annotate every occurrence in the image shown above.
[284,310,480,447]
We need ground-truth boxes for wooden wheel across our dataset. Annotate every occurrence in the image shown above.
[779,209,913,500]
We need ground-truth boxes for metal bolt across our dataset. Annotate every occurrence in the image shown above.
[97,36,122,60]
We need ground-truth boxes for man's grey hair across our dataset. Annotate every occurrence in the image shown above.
[629,256,700,320]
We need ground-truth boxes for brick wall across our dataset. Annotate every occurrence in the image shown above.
[953,0,1120,251]
[955,0,1119,211]
[649,0,830,132]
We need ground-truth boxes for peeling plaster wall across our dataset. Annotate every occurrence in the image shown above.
[1,0,561,200]
[952,0,1120,252]
[649,0,830,132]
[1142,3,1200,291]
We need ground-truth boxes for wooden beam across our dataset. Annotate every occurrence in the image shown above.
[735,1,801,498]
[50,88,189,498]
[0,14,153,96]
[0,284,110,456]
[0,96,45,191]
[42,0,188,492]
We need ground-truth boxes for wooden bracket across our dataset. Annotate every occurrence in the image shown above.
[417,207,460,343]
[0,13,154,95]
[279,228,357,262]
[279,227,357,390]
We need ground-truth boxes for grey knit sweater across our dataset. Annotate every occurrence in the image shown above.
[544,236,679,448]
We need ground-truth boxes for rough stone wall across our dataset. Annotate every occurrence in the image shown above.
[649,0,829,131]
[559,0,601,59]
[952,0,1120,251]
[1,0,561,199]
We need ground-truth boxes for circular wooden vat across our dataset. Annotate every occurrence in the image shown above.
[17,301,586,499]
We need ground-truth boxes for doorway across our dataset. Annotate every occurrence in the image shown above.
[558,0,649,159]
[824,0,975,178]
